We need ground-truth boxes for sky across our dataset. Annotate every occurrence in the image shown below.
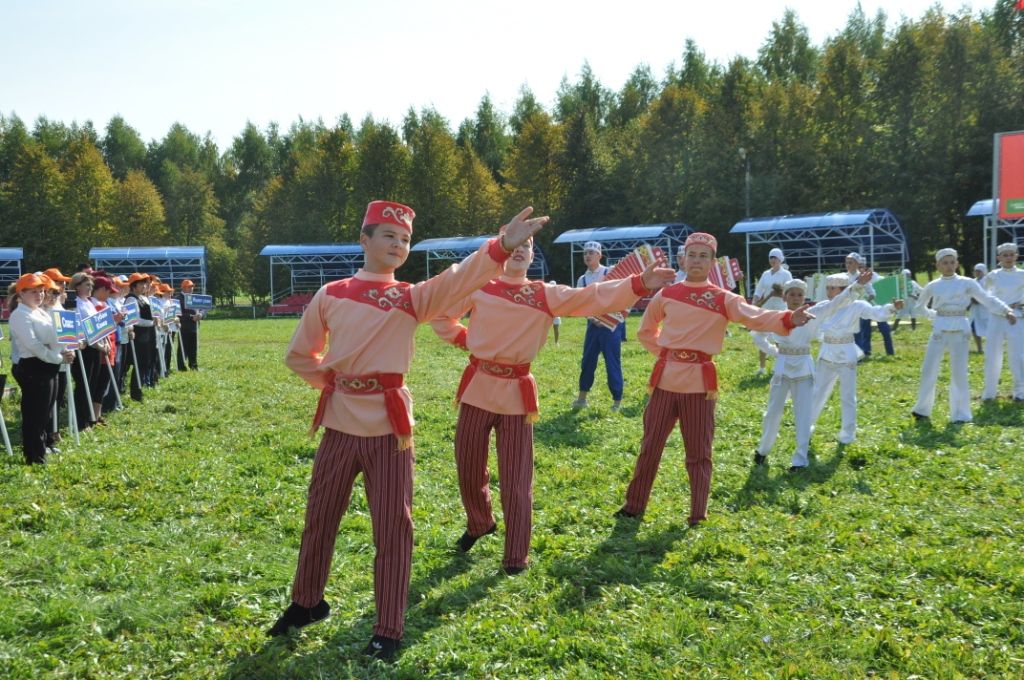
[1,0,985,151]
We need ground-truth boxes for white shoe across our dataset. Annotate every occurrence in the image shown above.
[611,401,622,412]
[757,367,766,376]
[571,398,588,409]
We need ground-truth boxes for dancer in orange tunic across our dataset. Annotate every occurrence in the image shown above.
[431,237,675,573]
[616,232,815,525]
[268,201,547,661]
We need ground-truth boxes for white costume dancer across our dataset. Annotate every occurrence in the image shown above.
[912,248,1015,422]
[753,278,859,469]
[981,243,1024,401]
[810,274,900,445]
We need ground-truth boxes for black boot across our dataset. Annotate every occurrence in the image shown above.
[363,634,401,661]
[267,600,330,637]
[456,523,496,553]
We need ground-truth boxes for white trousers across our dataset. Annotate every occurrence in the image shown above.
[913,330,972,421]
[982,316,1024,400]
[758,375,814,467]
[810,359,858,445]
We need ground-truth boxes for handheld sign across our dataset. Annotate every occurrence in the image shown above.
[184,293,214,310]
[123,299,141,327]
[52,310,81,349]
[81,308,117,345]
[872,275,903,306]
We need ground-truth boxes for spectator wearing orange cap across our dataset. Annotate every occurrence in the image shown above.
[102,275,131,412]
[268,201,547,661]
[40,274,70,450]
[615,232,815,525]
[125,273,154,399]
[9,273,77,463]
[70,272,112,428]
[175,279,201,370]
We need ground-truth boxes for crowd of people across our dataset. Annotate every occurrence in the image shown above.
[265,200,1023,661]
[3,266,202,464]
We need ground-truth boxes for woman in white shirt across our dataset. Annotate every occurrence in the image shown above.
[9,273,76,464]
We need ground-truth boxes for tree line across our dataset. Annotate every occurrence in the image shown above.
[1,3,1022,302]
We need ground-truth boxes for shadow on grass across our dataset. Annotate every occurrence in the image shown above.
[534,407,601,449]
[900,416,971,447]
[224,554,489,678]
[973,399,1024,426]
[728,443,845,513]
[547,517,699,612]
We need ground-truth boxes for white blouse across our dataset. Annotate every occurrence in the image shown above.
[10,305,64,365]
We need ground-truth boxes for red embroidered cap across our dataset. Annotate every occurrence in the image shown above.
[684,232,718,254]
[363,200,415,232]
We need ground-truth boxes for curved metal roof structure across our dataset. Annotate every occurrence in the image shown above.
[0,247,24,288]
[729,209,907,282]
[412,236,549,278]
[967,199,1024,267]
[553,223,694,283]
[259,244,364,304]
[89,245,207,292]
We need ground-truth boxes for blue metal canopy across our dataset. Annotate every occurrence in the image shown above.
[553,223,694,283]
[90,246,206,259]
[729,209,907,282]
[413,235,549,278]
[89,245,207,292]
[0,248,24,260]
[967,198,1024,266]
[260,243,364,304]
[0,247,24,288]
[259,244,363,257]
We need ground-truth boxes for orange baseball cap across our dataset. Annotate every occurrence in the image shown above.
[43,267,72,283]
[127,272,151,284]
[15,272,47,293]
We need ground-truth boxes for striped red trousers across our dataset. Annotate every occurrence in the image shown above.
[291,428,413,640]
[623,388,716,524]
[455,403,533,569]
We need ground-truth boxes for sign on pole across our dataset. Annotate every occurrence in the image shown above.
[52,310,81,349]
[81,308,117,345]
[183,293,214,310]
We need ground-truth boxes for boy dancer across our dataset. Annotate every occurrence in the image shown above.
[912,248,1015,423]
[980,243,1024,401]
[430,237,675,574]
[268,201,546,660]
[751,247,792,375]
[616,233,815,525]
[808,273,903,446]
[752,273,869,470]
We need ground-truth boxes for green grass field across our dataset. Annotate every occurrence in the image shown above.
[1,317,1022,678]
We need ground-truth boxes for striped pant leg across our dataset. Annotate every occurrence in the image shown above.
[791,378,814,467]
[454,403,498,535]
[291,429,361,608]
[361,434,415,640]
[679,393,716,524]
[947,332,972,421]
[495,412,534,569]
[836,362,859,444]
[623,388,680,514]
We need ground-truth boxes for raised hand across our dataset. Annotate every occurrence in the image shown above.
[501,207,549,252]
[791,303,816,326]
[856,269,874,286]
[893,299,905,310]
[640,255,677,291]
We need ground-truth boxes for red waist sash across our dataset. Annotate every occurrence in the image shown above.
[648,348,718,400]
[310,371,412,449]
[456,355,539,423]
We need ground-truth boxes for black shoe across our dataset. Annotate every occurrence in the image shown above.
[363,635,400,661]
[753,452,767,466]
[911,411,928,421]
[788,465,807,473]
[613,507,640,519]
[456,523,496,553]
[500,565,527,576]
[267,600,330,637]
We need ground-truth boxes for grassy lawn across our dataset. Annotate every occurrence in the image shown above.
[1,316,1022,678]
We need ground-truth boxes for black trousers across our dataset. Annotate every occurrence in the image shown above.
[12,358,59,464]
[178,330,198,370]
